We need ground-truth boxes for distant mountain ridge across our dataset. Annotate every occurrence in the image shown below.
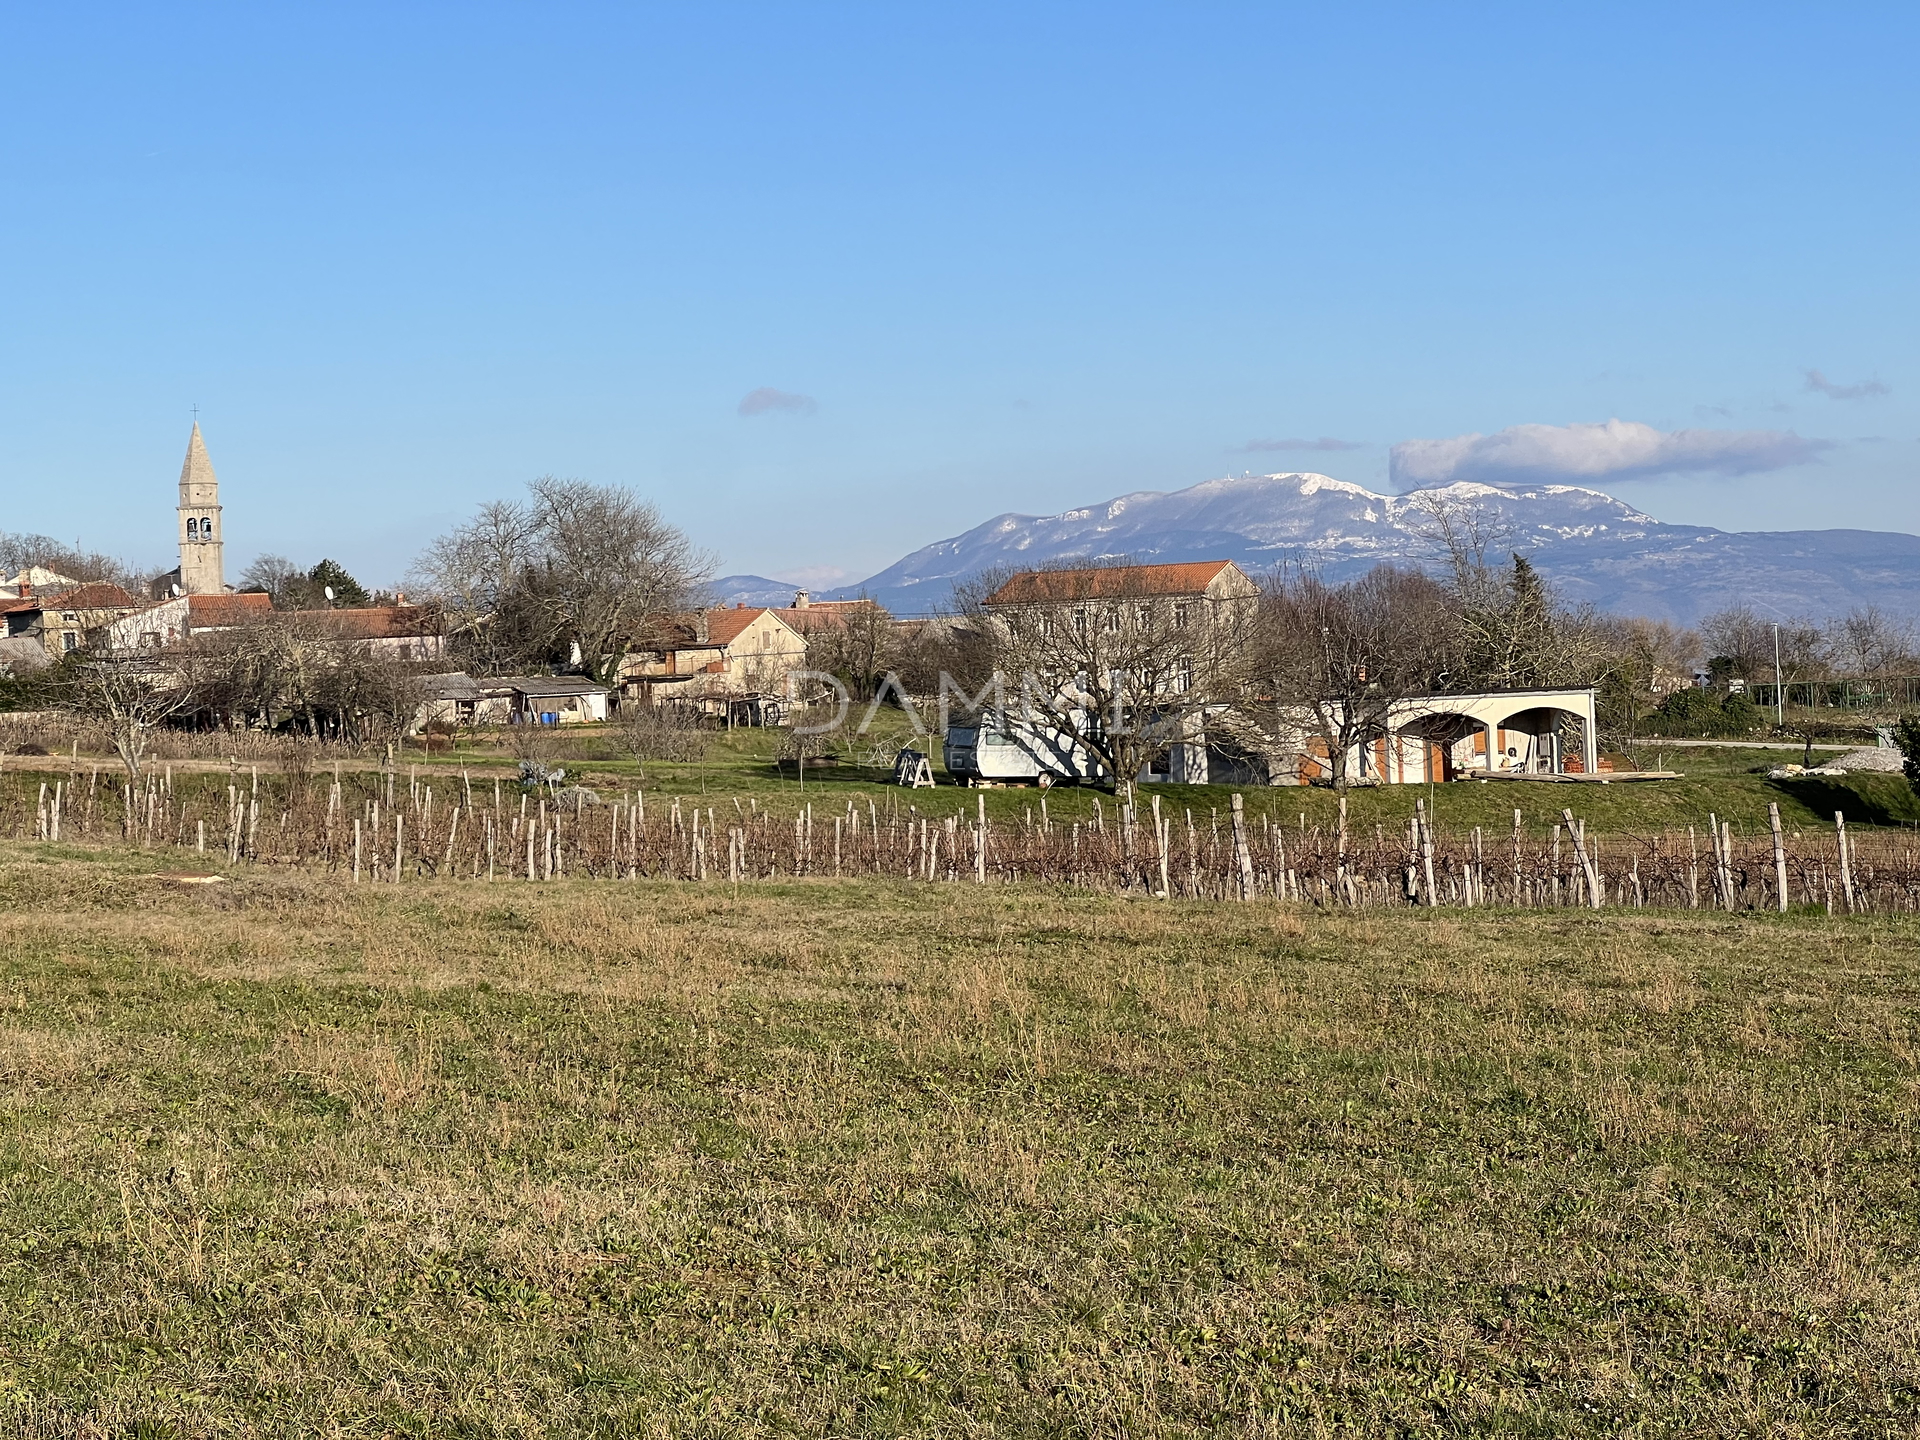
[711,574,813,608]
[716,472,1920,625]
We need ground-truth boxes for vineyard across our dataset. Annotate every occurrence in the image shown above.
[10,758,1914,913]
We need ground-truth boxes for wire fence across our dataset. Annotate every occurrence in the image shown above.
[1749,677,1920,713]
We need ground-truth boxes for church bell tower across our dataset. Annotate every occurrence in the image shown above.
[177,422,225,594]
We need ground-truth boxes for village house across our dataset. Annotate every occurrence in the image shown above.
[0,567,82,600]
[964,559,1602,787]
[0,582,147,668]
[619,591,880,722]
[105,592,276,650]
[312,604,447,662]
[982,559,1262,637]
[104,595,445,661]
[962,560,1260,783]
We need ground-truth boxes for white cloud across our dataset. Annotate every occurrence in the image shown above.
[738,387,817,417]
[1805,369,1889,401]
[1390,418,1830,490]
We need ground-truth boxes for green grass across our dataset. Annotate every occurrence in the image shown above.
[347,724,1920,835]
[7,727,1918,868]
[1,843,1918,1434]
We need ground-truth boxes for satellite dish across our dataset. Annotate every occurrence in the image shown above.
[171,584,182,597]
[324,586,335,602]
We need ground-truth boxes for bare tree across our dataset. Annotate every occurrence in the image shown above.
[1245,565,1457,791]
[616,702,709,777]
[188,613,426,742]
[1409,490,1513,602]
[959,560,1258,789]
[61,655,193,782]
[1607,616,1701,691]
[802,599,896,700]
[1411,493,1622,691]
[522,477,715,686]
[1699,604,1824,685]
[411,499,545,675]
[238,553,305,606]
[1825,605,1916,677]
[0,531,156,595]
[413,480,713,683]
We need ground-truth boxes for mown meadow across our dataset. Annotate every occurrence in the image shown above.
[0,839,1916,1436]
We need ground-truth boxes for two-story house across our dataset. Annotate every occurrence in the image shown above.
[0,582,146,668]
[619,592,882,723]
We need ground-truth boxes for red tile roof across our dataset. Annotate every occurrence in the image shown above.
[703,606,795,647]
[985,561,1239,605]
[309,605,443,639]
[765,600,880,635]
[186,592,275,628]
[49,583,140,610]
[0,583,139,613]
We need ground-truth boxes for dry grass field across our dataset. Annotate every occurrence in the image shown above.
[1,840,1918,1436]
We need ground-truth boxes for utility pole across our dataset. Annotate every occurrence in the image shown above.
[1773,622,1784,725]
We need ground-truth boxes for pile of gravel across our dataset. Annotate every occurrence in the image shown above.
[1826,746,1907,775]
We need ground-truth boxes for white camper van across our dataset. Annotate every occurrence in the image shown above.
[942,711,1102,787]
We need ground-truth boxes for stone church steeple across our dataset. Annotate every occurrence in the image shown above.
[177,422,225,594]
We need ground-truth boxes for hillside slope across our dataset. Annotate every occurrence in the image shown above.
[760,473,1920,622]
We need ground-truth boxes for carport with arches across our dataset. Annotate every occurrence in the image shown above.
[1366,688,1600,784]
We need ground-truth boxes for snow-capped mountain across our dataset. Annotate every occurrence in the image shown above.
[719,472,1920,624]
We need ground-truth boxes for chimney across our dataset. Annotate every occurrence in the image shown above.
[793,589,810,610]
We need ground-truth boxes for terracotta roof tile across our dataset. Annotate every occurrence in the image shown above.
[185,592,275,628]
[767,600,881,634]
[0,583,140,613]
[985,560,1238,605]
[703,606,770,646]
[308,605,443,639]
[50,583,140,610]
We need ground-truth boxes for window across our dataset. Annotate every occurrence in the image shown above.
[1175,657,1193,694]
[1172,602,1189,630]
[1072,609,1087,638]
[140,631,159,648]
[1039,611,1055,638]
[61,632,76,652]
[185,518,197,538]
[1135,603,1151,631]
[1101,606,1119,634]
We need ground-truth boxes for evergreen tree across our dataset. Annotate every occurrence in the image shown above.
[306,559,370,607]
[1504,554,1557,687]
[1895,714,1920,794]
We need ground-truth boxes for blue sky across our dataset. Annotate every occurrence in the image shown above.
[2,3,1913,589]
